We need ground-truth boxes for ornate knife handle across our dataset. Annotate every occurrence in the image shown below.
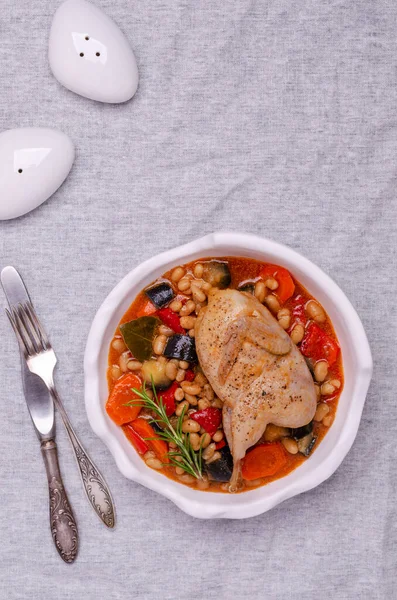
[41,440,78,563]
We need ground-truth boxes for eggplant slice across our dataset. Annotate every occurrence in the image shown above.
[204,446,233,482]
[291,421,316,456]
[145,282,174,309]
[202,261,231,289]
[290,421,313,440]
[238,282,255,294]
[164,334,197,363]
[297,432,317,456]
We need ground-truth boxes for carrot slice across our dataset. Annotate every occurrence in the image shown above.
[106,373,142,426]
[136,299,157,318]
[242,443,287,480]
[260,264,295,303]
[130,418,169,464]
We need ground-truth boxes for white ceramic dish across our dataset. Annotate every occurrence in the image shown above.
[84,232,372,519]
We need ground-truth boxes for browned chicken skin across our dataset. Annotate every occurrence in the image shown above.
[195,289,317,491]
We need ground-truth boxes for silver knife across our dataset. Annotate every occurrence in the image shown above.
[1,266,78,563]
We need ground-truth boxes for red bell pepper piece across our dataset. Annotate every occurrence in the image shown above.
[215,440,226,450]
[184,369,195,382]
[122,423,149,454]
[156,307,185,334]
[300,322,340,366]
[157,381,178,416]
[130,418,169,463]
[191,407,222,436]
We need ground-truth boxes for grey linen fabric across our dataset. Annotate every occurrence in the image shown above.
[0,0,396,598]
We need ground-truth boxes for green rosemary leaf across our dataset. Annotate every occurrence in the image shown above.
[129,378,203,479]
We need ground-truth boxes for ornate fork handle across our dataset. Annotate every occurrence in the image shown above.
[49,387,115,528]
[41,440,78,563]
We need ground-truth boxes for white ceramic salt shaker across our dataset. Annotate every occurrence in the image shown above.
[0,128,74,220]
[49,0,139,103]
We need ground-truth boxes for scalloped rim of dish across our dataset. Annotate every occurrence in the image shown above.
[84,232,372,519]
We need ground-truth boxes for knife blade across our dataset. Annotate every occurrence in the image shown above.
[1,266,55,439]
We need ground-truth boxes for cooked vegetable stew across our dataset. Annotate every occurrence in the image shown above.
[107,257,343,493]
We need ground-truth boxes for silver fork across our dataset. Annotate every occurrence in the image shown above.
[6,301,115,528]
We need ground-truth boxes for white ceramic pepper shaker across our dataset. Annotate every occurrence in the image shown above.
[49,0,139,103]
[0,128,74,220]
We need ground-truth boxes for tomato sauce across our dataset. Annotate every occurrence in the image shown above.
[107,257,343,493]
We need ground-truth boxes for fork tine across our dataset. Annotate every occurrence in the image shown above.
[16,304,41,354]
[5,308,29,357]
[25,301,50,349]
[19,302,45,352]
[12,305,37,356]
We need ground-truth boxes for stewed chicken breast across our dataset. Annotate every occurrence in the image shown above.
[195,289,317,491]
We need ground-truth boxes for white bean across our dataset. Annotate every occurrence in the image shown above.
[119,352,130,372]
[169,299,182,312]
[281,438,298,454]
[180,315,196,330]
[165,361,178,380]
[180,300,196,316]
[112,338,126,352]
[178,278,191,292]
[146,458,163,470]
[306,300,326,323]
[127,360,142,371]
[265,294,280,313]
[314,360,328,382]
[174,387,185,401]
[181,382,202,395]
[265,277,278,290]
[184,393,198,406]
[277,308,291,330]
[171,267,185,282]
[153,335,167,355]
[254,281,266,303]
[175,400,189,416]
[181,419,201,433]
[191,283,206,303]
[202,443,216,461]
[193,264,204,278]
[314,403,330,422]
[290,324,305,344]
[159,324,174,336]
[206,451,221,465]
[321,382,336,396]
[175,369,186,382]
[110,365,121,380]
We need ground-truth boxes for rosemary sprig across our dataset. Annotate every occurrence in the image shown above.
[126,382,203,479]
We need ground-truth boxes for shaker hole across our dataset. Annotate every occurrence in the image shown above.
[80,52,84,57]
[96,52,100,56]
[18,169,23,174]
[85,36,89,40]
